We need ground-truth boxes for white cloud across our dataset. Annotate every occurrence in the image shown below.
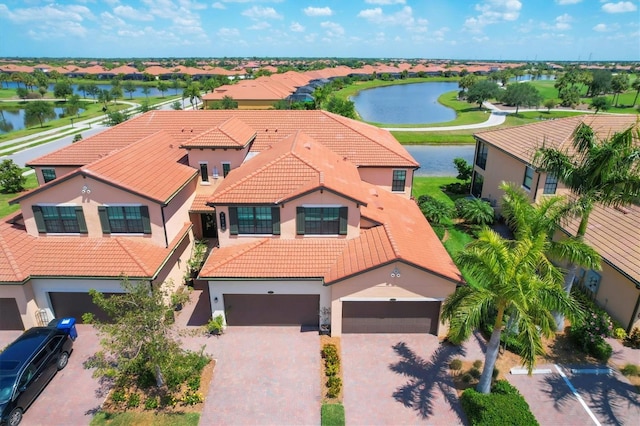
[357,6,415,26]
[555,0,582,4]
[365,0,406,4]
[212,2,225,9]
[593,23,608,31]
[320,21,345,37]
[248,21,271,30]
[290,21,304,32]
[242,5,282,20]
[303,6,333,17]
[602,1,637,13]
[465,0,522,32]
[113,5,154,21]
[217,27,240,37]
[0,3,94,39]
[554,13,572,30]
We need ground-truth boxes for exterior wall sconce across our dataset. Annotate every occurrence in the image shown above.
[219,212,226,231]
[267,290,274,294]
[214,297,219,303]
[391,267,401,278]
[81,185,91,195]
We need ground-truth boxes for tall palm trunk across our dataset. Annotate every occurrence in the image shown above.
[477,305,504,394]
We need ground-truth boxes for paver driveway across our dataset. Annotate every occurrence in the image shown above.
[8,324,108,426]
[342,334,472,426]
[201,326,321,425]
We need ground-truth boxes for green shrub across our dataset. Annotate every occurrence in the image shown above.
[182,390,203,405]
[449,358,463,371]
[455,198,494,226]
[472,360,483,369]
[613,327,627,340]
[569,289,614,360]
[469,368,482,379]
[462,373,473,384]
[418,195,454,225]
[136,368,156,389]
[621,364,639,376]
[322,344,339,364]
[127,392,141,408]
[144,396,159,410]
[492,368,500,380]
[325,363,340,377]
[460,380,539,426]
[187,375,201,391]
[111,389,126,403]
[206,315,225,335]
[327,376,342,398]
[623,328,640,349]
[163,351,210,391]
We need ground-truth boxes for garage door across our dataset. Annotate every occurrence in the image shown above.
[0,298,24,330]
[224,294,319,327]
[49,292,117,323]
[342,301,440,334]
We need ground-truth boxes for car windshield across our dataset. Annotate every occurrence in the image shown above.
[0,375,17,404]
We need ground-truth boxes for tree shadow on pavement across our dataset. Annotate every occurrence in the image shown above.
[388,340,468,423]
[542,369,640,426]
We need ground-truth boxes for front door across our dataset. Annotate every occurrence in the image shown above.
[202,213,217,238]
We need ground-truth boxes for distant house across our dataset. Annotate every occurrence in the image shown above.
[1,110,461,337]
[471,114,640,332]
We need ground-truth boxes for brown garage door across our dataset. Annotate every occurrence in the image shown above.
[342,301,440,334]
[0,298,24,330]
[224,294,319,327]
[49,292,117,323]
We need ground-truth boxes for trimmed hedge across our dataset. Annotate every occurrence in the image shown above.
[460,380,539,426]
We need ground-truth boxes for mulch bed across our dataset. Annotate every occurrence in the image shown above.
[320,335,343,403]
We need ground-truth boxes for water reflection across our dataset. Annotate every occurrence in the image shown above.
[0,106,84,133]
[406,144,475,176]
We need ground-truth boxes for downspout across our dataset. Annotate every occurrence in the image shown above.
[161,205,169,248]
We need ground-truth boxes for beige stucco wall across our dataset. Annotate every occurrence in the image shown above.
[329,262,457,337]
[589,261,640,332]
[186,148,249,178]
[0,282,39,329]
[152,230,194,289]
[162,179,197,244]
[215,189,361,247]
[357,167,414,199]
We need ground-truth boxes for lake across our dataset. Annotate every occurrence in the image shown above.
[351,82,459,125]
[2,81,183,98]
[405,144,474,177]
[0,106,84,133]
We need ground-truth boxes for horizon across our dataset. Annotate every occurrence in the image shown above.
[0,0,638,61]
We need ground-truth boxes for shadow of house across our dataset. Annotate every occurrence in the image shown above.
[388,340,468,423]
[542,369,640,426]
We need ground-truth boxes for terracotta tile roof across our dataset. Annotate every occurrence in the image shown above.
[203,80,292,101]
[80,131,198,204]
[0,214,192,282]
[475,114,639,163]
[28,110,417,169]
[208,131,369,205]
[562,200,640,285]
[180,117,256,149]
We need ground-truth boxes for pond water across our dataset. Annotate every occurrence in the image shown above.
[509,74,555,82]
[406,144,475,177]
[351,82,459,125]
[2,81,183,98]
[0,106,84,133]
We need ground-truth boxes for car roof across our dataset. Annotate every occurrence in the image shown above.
[0,327,61,372]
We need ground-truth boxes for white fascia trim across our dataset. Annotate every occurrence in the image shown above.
[340,297,446,302]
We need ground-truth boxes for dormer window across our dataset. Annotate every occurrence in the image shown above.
[42,168,56,183]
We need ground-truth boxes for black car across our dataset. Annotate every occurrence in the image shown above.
[0,324,74,426]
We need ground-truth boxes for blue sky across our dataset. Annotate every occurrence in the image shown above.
[0,0,638,60]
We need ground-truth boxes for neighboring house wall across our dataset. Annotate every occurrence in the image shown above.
[357,167,414,199]
[152,231,193,290]
[329,262,457,337]
[33,166,77,185]
[2,282,39,329]
[187,148,249,180]
[162,179,197,244]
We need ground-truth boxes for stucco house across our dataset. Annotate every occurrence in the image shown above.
[1,110,461,336]
[470,114,640,332]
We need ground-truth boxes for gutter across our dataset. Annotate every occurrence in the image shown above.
[160,205,169,248]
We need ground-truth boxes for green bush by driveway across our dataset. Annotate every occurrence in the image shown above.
[460,380,539,426]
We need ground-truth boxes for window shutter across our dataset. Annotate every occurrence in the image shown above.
[296,207,305,235]
[75,206,88,234]
[229,207,238,235]
[339,207,348,235]
[32,205,46,233]
[98,206,111,234]
[271,207,280,235]
[140,206,151,234]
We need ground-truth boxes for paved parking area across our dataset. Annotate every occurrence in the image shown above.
[341,334,472,425]
[200,326,321,426]
[13,324,107,426]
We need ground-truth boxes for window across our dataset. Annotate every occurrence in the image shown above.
[42,168,56,183]
[522,165,534,190]
[296,207,347,235]
[543,174,558,195]
[98,205,151,234]
[32,205,87,234]
[222,163,231,177]
[199,163,209,183]
[475,142,488,170]
[471,172,484,198]
[392,170,406,192]
[228,206,280,235]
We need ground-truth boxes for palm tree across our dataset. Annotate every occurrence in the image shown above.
[631,75,640,106]
[442,227,583,394]
[534,122,640,328]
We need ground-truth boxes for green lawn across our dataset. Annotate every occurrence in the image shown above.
[90,411,199,426]
[321,403,345,426]
[0,173,37,218]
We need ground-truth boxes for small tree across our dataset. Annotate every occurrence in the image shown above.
[543,98,556,112]
[24,100,54,128]
[84,278,182,388]
[157,81,168,97]
[123,80,137,99]
[466,80,500,109]
[171,100,182,110]
[500,82,542,114]
[53,80,73,100]
[0,159,26,193]
[591,96,610,114]
[105,110,129,126]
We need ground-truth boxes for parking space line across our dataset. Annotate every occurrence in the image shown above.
[554,364,601,426]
